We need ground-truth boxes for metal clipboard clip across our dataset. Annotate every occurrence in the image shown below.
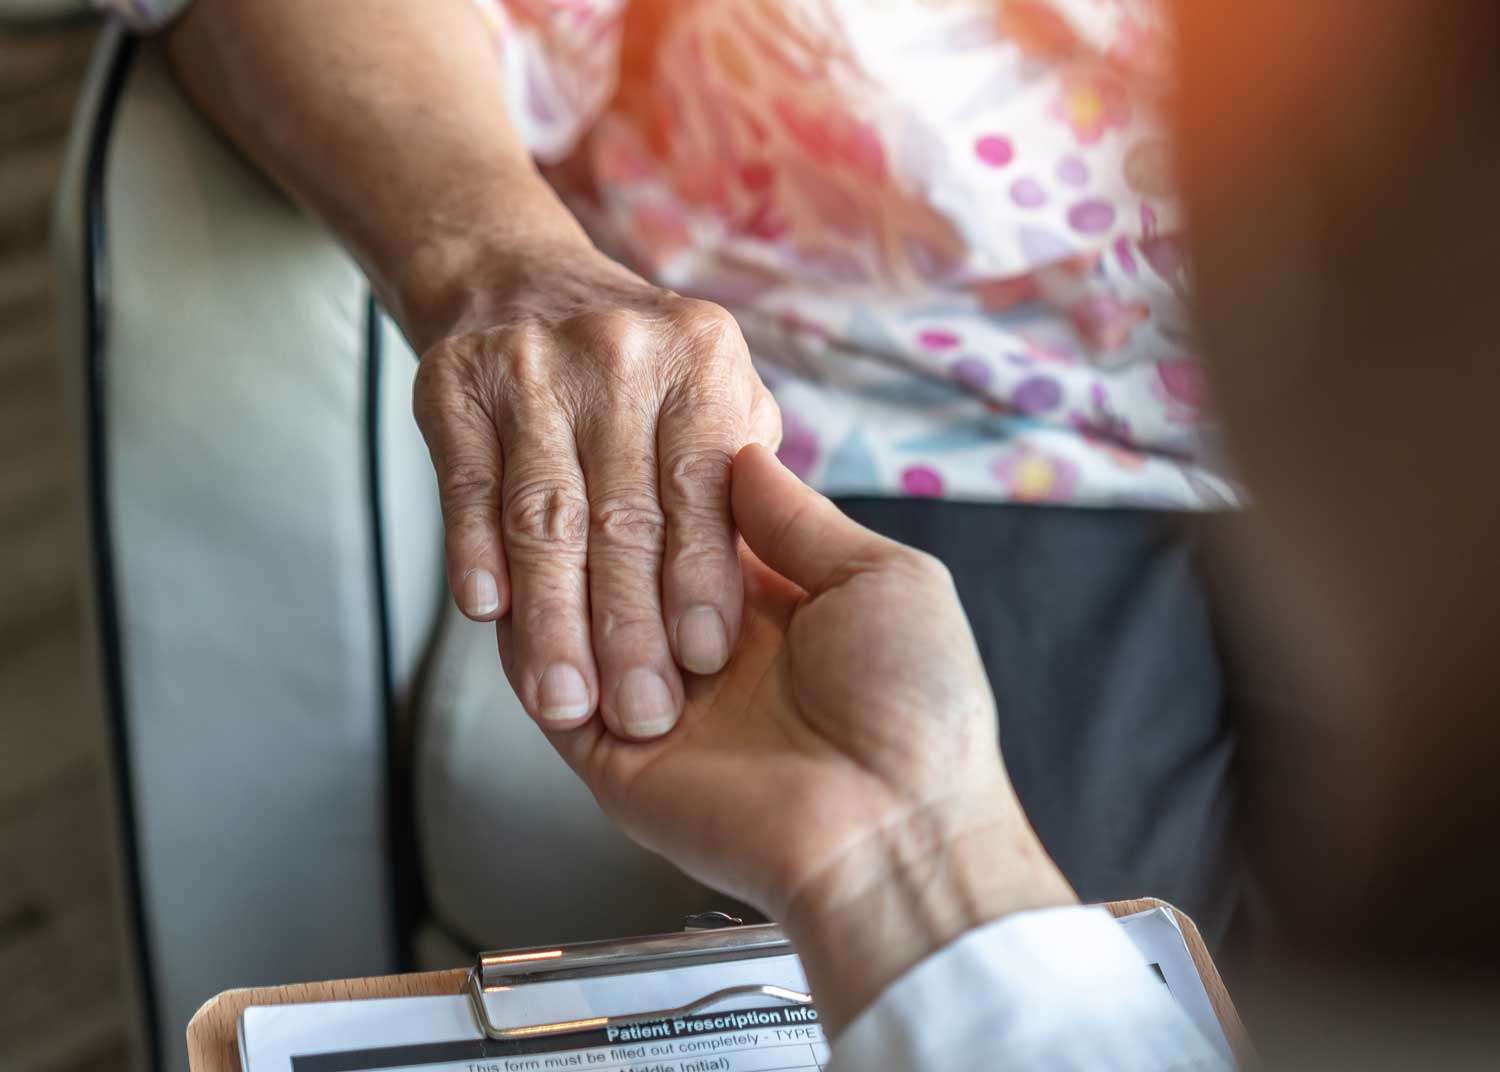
[464,913,814,1041]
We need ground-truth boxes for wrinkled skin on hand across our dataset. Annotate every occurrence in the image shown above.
[413,248,781,740]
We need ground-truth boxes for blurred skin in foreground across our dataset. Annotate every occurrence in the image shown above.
[1172,0,1500,1063]
[1173,0,1500,953]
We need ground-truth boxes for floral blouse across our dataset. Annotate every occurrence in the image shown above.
[103,0,1234,508]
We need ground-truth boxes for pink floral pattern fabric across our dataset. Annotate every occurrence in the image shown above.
[100,0,1236,508]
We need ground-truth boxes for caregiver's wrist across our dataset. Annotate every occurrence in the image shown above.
[781,794,1076,1037]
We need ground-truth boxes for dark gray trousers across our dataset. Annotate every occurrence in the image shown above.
[835,498,1239,946]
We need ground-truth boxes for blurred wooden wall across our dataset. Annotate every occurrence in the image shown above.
[0,15,134,1072]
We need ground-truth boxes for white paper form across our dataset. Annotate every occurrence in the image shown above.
[242,911,1230,1072]
[1117,908,1234,1063]
[241,952,830,1072]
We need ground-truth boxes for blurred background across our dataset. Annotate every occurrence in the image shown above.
[0,7,133,1071]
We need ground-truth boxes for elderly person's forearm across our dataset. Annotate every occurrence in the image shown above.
[165,0,586,350]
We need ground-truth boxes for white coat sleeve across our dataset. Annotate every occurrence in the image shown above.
[829,906,1231,1072]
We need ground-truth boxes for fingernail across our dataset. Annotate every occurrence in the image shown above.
[538,664,591,722]
[616,668,678,739]
[463,569,500,618]
[675,605,728,674]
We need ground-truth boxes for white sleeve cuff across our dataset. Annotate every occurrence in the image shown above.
[829,906,1231,1072]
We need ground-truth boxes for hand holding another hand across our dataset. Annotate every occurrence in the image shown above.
[544,445,1076,1034]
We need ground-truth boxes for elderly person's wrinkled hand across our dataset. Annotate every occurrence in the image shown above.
[413,243,780,740]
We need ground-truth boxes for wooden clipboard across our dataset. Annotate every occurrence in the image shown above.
[187,898,1248,1071]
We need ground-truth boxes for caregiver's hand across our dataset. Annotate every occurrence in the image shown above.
[413,241,780,740]
[543,445,1076,1035]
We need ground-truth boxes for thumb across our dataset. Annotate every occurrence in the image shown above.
[730,444,887,595]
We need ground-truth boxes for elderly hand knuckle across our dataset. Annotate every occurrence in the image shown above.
[420,342,515,431]
[666,447,733,503]
[505,479,589,552]
[572,308,648,356]
[675,300,741,345]
[497,326,552,385]
[592,491,667,553]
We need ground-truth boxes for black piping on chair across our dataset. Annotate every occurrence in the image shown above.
[364,294,421,969]
[82,30,161,1072]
